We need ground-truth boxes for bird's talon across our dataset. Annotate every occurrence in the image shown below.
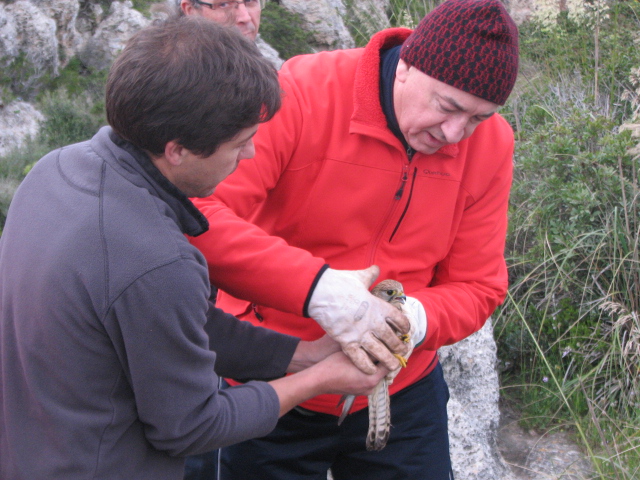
[393,353,407,368]
[399,334,410,343]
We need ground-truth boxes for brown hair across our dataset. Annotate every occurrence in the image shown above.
[106,15,281,156]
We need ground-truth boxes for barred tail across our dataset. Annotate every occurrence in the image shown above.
[366,377,390,451]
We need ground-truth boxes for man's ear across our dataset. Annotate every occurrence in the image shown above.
[396,59,410,83]
[164,140,186,167]
[180,0,195,16]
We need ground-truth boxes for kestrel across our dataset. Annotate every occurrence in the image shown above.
[337,279,415,451]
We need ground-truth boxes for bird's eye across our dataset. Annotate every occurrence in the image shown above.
[386,290,394,296]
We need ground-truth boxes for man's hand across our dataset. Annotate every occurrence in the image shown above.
[308,266,410,374]
[286,335,342,373]
[270,351,391,417]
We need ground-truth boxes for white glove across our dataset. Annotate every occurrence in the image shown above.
[402,296,427,348]
[385,296,427,385]
[308,266,411,374]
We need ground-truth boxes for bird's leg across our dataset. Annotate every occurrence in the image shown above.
[393,353,408,368]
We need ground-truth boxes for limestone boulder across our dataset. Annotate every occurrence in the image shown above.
[344,0,390,41]
[31,0,81,65]
[0,100,43,157]
[279,0,354,50]
[0,4,19,69]
[256,34,284,70]
[3,0,59,96]
[78,1,150,71]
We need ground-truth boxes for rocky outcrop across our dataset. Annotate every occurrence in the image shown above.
[78,1,149,71]
[1,0,59,95]
[504,0,535,24]
[256,35,284,70]
[32,0,82,65]
[0,3,19,70]
[0,100,43,157]
[345,0,390,41]
[279,0,354,50]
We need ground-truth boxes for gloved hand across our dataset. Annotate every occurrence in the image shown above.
[308,266,410,374]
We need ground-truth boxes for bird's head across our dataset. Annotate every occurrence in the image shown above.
[371,279,406,305]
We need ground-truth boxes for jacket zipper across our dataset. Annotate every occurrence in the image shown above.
[365,146,416,264]
[389,166,417,242]
[389,146,417,242]
[394,169,409,200]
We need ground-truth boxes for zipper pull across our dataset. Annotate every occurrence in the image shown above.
[252,303,264,321]
[395,170,409,199]
[395,147,414,200]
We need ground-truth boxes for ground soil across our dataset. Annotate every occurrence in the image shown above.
[497,400,595,480]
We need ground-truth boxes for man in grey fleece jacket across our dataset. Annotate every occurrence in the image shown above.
[0,17,391,480]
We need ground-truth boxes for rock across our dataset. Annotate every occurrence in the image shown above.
[344,0,390,41]
[78,1,150,71]
[279,0,354,50]
[498,403,595,479]
[31,0,81,66]
[75,1,106,38]
[504,0,535,25]
[440,319,515,480]
[0,4,20,69]
[3,0,59,96]
[0,100,44,157]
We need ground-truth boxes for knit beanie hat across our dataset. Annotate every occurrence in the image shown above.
[400,0,519,105]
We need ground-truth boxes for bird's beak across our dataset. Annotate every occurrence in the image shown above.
[397,294,406,304]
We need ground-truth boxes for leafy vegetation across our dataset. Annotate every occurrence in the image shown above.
[495,1,640,477]
[259,3,315,60]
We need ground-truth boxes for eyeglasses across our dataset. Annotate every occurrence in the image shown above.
[193,0,261,12]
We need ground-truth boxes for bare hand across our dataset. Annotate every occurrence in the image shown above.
[270,350,390,417]
[313,351,390,397]
[286,334,342,373]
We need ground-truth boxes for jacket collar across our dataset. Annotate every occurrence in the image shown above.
[95,126,209,237]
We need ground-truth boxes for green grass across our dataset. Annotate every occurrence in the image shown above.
[494,2,640,474]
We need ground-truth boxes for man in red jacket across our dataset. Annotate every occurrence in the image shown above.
[190,0,519,478]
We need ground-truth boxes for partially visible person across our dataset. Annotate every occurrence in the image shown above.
[0,16,391,480]
[189,0,519,478]
[174,0,284,69]
[179,0,261,40]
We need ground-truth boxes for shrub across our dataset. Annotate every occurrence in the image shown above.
[259,3,315,59]
[497,9,640,473]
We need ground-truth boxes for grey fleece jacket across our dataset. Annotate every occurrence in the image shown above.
[0,127,299,480]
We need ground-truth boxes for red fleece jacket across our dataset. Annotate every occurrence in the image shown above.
[190,28,513,415]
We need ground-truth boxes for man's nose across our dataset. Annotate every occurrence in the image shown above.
[234,2,252,22]
[441,117,467,144]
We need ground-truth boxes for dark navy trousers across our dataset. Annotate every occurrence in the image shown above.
[184,362,453,480]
